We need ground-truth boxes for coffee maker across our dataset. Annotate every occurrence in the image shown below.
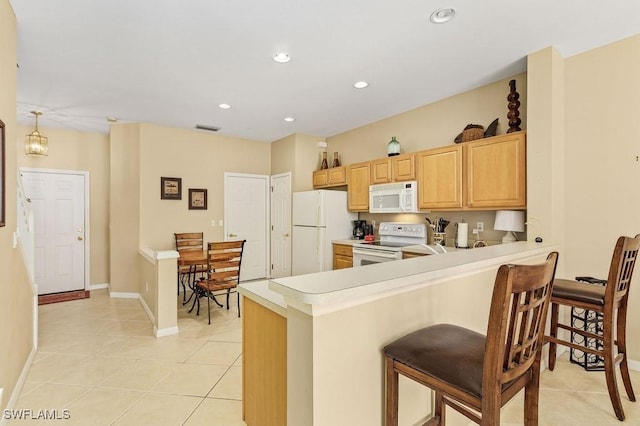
[352,220,366,239]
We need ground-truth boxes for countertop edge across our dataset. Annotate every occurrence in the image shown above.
[238,280,287,317]
[269,242,559,316]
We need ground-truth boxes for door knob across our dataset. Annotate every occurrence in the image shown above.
[77,236,84,241]
[283,233,290,237]
[229,233,237,237]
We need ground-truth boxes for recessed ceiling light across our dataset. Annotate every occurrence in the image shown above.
[273,52,291,63]
[106,116,118,123]
[353,81,369,89]
[218,103,231,109]
[430,8,455,24]
[284,116,295,122]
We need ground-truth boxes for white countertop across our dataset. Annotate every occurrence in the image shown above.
[268,241,559,315]
[332,239,365,246]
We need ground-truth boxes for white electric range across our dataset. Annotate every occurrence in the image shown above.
[352,222,427,266]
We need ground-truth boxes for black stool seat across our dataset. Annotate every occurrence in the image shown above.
[552,278,605,306]
[385,324,486,399]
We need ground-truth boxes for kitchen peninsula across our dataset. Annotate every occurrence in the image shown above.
[239,240,559,425]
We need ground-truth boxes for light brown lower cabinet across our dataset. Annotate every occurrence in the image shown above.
[242,297,287,426]
[402,251,427,259]
[333,243,353,269]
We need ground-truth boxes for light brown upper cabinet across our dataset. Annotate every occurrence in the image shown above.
[371,153,416,184]
[417,145,463,209]
[370,158,392,184]
[347,161,371,211]
[313,166,347,189]
[464,132,526,209]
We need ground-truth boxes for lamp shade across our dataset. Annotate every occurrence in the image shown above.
[494,210,525,243]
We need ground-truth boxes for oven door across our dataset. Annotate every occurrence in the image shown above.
[352,246,402,267]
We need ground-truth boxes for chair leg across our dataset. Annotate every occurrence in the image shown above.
[207,289,211,325]
[603,337,625,421]
[226,289,231,310]
[547,302,559,371]
[617,308,636,402]
[524,358,541,426]
[385,357,399,426]
[237,292,241,317]
[432,390,444,425]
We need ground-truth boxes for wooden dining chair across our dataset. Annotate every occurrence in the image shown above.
[174,232,206,302]
[195,240,246,324]
[545,235,640,421]
[384,252,558,426]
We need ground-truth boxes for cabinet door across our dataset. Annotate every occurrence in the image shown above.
[332,244,353,269]
[371,158,392,184]
[417,145,463,209]
[313,170,328,188]
[391,153,416,181]
[465,132,526,208]
[327,166,347,185]
[347,161,371,212]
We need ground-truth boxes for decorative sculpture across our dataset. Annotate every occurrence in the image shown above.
[507,79,521,133]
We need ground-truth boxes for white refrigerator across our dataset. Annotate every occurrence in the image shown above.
[292,190,357,275]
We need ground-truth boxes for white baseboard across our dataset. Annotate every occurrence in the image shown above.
[89,283,109,291]
[109,291,140,299]
[138,294,155,324]
[155,326,179,338]
[1,346,38,426]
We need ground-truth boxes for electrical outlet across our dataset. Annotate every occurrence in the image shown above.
[476,222,484,232]
[472,228,479,235]
[218,219,223,227]
[145,281,148,291]
[210,220,216,227]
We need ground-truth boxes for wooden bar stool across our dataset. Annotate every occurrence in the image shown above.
[545,235,640,421]
[384,252,558,425]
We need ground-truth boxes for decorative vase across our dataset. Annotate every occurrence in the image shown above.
[387,136,400,157]
[332,152,340,167]
[320,152,329,170]
[507,80,522,133]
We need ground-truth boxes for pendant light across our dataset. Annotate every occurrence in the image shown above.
[25,111,48,156]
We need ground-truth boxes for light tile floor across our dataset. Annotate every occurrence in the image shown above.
[9,288,640,425]
[10,289,245,425]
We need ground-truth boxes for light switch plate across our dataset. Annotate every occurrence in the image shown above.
[0,387,4,405]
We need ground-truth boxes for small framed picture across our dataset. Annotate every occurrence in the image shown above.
[161,177,182,200]
[189,188,207,210]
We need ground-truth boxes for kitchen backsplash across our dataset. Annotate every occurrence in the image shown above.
[358,210,527,247]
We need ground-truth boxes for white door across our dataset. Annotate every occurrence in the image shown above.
[270,172,292,278]
[224,173,269,281]
[21,169,87,295]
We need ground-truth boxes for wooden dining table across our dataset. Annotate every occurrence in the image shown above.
[178,250,208,306]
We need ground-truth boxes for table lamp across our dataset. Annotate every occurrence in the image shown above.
[493,210,525,243]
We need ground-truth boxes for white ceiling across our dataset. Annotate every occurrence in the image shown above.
[10,0,640,142]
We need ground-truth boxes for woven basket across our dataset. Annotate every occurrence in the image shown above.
[461,127,484,142]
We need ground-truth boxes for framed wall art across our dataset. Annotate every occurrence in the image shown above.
[160,176,182,200]
[188,188,207,210]
[0,119,4,227]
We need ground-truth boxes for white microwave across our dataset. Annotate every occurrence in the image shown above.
[369,181,419,213]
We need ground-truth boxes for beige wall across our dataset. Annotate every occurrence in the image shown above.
[137,123,271,249]
[16,126,110,285]
[271,133,326,192]
[0,0,35,413]
[326,74,527,164]
[110,122,271,293]
[562,34,640,358]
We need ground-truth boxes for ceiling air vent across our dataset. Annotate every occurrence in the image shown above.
[195,124,220,132]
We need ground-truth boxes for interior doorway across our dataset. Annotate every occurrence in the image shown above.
[270,172,292,278]
[224,173,269,281]
[21,168,89,296]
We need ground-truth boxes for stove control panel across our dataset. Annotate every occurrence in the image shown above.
[379,222,427,238]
